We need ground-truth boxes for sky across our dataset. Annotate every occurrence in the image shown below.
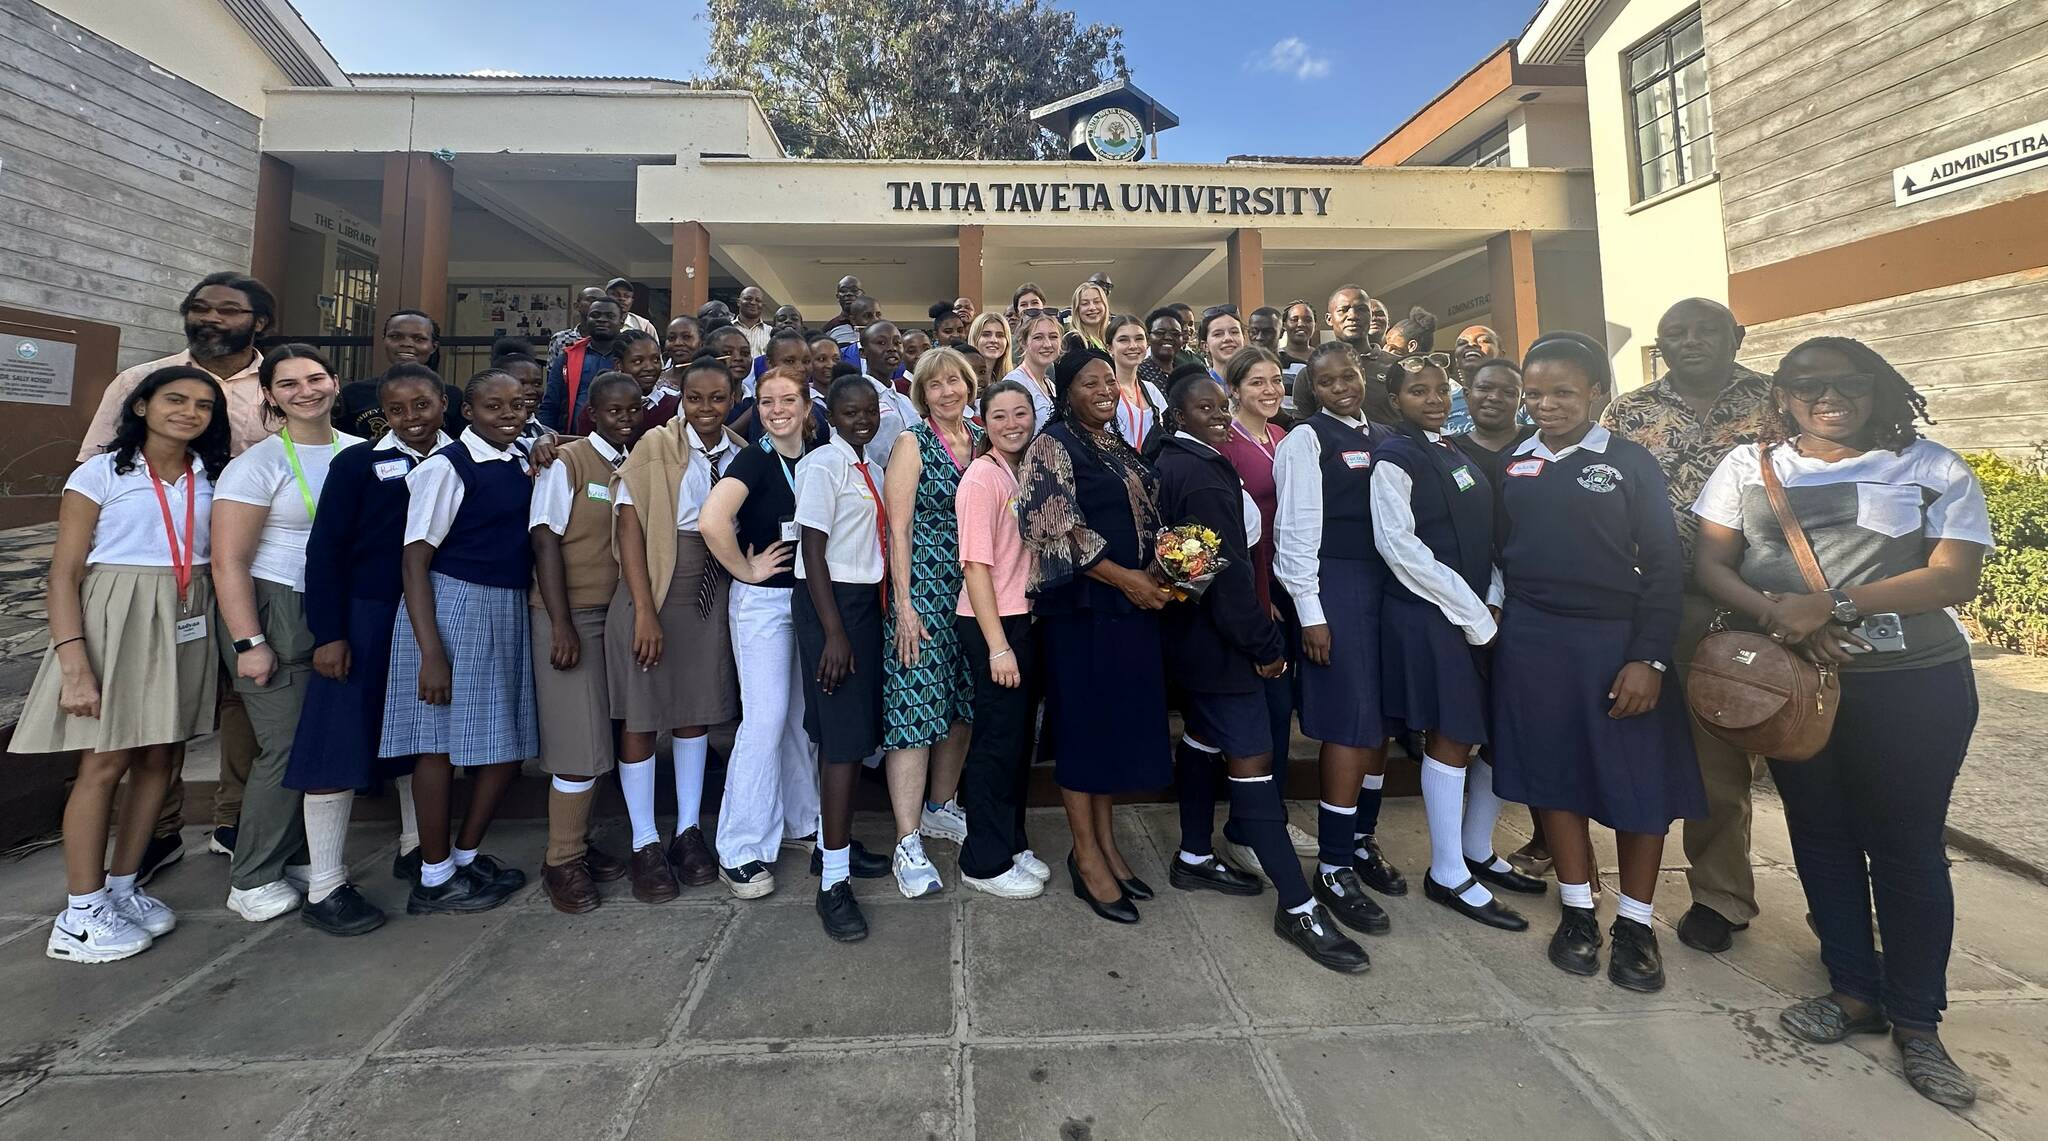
[291,0,1542,162]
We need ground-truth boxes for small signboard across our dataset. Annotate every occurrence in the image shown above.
[1893,118,2048,206]
[0,337,76,406]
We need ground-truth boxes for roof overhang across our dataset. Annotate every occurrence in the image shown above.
[1362,41,1585,167]
[224,0,349,86]
[1518,0,1608,65]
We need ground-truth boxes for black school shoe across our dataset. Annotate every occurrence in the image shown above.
[1676,903,1748,953]
[392,846,423,884]
[1548,906,1601,976]
[134,834,184,888]
[809,839,892,879]
[301,884,388,936]
[1466,854,1548,895]
[815,882,869,942]
[406,866,517,915]
[1423,875,1529,931]
[1351,836,1409,896]
[1607,917,1666,992]
[1169,855,1262,897]
[1274,904,1371,973]
[1313,867,1391,936]
[464,854,528,893]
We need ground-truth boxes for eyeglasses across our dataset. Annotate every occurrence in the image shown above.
[1393,352,1453,373]
[1778,373,1875,403]
[184,301,253,318]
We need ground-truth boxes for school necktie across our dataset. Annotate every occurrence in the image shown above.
[695,446,728,619]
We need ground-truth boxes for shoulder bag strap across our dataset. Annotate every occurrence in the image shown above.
[1758,442,1830,594]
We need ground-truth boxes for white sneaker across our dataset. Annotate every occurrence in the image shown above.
[227,880,302,922]
[1287,822,1317,857]
[919,799,968,844]
[892,834,943,899]
[1216,836,1272,884]
[109,889,177,937]
[963,865,1044,899]
[1014,849,1053,883]
[47,902,152,963]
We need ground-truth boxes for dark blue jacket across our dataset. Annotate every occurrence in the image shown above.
[1152,434,1286,694]
[303,441,421,646]
[539,338,621,431]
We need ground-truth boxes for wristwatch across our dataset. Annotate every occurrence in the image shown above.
[232,633,268,653]
[1639,660,1667,673]
[1826,588,1860,626]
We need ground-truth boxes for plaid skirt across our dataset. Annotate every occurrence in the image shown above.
[380,572,537,766]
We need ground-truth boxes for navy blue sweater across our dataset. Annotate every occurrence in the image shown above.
[302,442,422,647]
[1496,435,1683,664]
[1152,435,1286,694]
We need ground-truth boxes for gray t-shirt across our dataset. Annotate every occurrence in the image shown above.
[1692,439,1993,672]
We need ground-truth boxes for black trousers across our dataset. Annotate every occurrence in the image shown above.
[957,614,1037,879]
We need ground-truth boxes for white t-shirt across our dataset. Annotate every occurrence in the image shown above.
[66,452,214,568]
[792,434,886,583]
[214,430,365,589]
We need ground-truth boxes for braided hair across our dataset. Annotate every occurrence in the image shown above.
[1773,336,1932,453]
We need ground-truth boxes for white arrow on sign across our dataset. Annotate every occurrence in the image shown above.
[1893,118,2048,207]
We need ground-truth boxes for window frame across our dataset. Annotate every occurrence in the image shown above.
[1445,122,1513,169]
[1624,7,1715,201]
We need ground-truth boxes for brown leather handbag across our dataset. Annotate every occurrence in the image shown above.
[1684,445,1841,761]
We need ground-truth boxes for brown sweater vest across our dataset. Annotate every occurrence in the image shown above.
[531,438,622,611]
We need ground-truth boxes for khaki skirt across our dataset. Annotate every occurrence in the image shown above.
[530,604,615,777]
[10,564,218,755]
[605,531,738,732]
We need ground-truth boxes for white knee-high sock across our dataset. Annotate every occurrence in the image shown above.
[673,735,709,836]
[394,774,420,854]
[1462,756,1507,868]
[303,791,354,904]
[1420,757,1491,906]
[620,756,660,850]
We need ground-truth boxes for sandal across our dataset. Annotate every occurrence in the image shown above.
[1779,995,1889,1044]
[1898,1036,1977,1108]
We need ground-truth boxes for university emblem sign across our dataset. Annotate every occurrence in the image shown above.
[1081,107,1145,162]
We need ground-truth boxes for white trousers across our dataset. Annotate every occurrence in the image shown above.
[717,582,821,867]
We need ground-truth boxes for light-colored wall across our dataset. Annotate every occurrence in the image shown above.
[1583,0,1733,391]
[260,89,773,159]
[1511,101,1596,168]
[31,0,286,116]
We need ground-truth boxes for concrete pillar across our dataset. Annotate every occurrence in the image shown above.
[672,222,711,315]
[250,155,293,316]
[1486,229,1540,361]
[956,224,984,313]
[1227,228,1264,315]
[374,151,452,366]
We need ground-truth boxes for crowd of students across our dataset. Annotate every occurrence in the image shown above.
[14,269,1992,1108]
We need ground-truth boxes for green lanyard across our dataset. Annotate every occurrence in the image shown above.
[279,428,339,521]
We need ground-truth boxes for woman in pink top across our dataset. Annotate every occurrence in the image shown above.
[952,379,1052,899]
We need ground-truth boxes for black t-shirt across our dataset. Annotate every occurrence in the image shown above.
[723,440,804,589]
[1450,425,1537,490]
[334,378,468,440]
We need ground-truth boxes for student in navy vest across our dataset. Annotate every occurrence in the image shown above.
[1370,353,1544,932]
[1487,332,1704,992]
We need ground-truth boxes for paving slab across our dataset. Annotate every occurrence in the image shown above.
[1949,859,2048,987]
[386,905,721,1053]
[0,1068,328,1140]
[1268,1027,1633,1141]
[1952,645,2048,877]
[686,900,954,1042]
[1848,1000,2048,1141]
[306,1059,639,1140]
[628,1048,956,1139]
[971,1039,1286,1141]
[1542,1009,1986,1140]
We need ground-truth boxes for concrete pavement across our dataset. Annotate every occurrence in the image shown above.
[1,793,2043,1140]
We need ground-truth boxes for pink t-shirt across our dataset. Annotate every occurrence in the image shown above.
[955,453,1030,617]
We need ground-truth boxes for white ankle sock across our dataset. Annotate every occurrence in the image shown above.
[451,846,477,867]
[1286,898,1318,916]
[1559,880,1594,909]
[1461,757,1506,867]
[302,791,354,904]
[1420,757,1491,906]
[1617,892,1656,925]
[394,774,420,854]
[620,756,660,849]
[68,889,107,910]
[105,872,137,899]
[421,857,455,888]
[820,843,851,890]
[673,734,709,836]
[1178,850,1209,866]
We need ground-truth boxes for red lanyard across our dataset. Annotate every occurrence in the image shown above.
[854,459,889,603]
[149,460,196,606]
[1118,386,1149,447]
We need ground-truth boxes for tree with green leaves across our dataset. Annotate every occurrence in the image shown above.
[705,0,1127,160]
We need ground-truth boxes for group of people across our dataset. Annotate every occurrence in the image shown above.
[14,268,1991,1109]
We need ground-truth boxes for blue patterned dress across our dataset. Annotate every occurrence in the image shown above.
[884,419,983,749]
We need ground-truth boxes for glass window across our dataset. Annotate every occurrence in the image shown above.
[1626,9,1715,199]
[1444,123,1513,169]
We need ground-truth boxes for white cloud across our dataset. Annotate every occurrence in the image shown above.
[1246,37,1331,81]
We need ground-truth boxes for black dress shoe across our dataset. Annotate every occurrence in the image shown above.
[1466,854,1548,895]
[1117,874,1155,901]
[1274,904,1370,973]
[815,882,869,942]
[300,883,388,936]
[809,840,892,879]
[134,833,184,888]
[1608,916,1666,992]
[1676,902,1748,953]
[392,846,423,883]
[406,866,516,915]
[463,853,528,893]
[1548,905,1601,976]
[1351,836,1408,897]
[1169,855,1263,897]
[1069,852,1139,924]
[1423,874,1529,931]
[1313,867,1391,936]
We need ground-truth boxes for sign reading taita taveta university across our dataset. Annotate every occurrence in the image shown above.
[888,181,1333,216]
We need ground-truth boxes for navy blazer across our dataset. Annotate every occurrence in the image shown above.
[1152,434,1286,695]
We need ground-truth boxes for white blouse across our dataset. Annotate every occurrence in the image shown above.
[66,452,214,568]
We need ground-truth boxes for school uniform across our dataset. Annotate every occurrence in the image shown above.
[11,453,218,754]
[380,429,539,766]
[1218,418,1296,774]
[1488,425,1705,834]
[334,377,467,441]
[953,451,1037,881]
[1449,426,1538,491]
[528,435,626,777]
[790,434,890,764]
[289,431,450,792]
[858,372,919,474]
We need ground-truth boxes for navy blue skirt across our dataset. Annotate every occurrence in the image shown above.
[1379,592,1489,745]
[1297,559,1385,748]
[285,597,414,791]
[1043,609,1173,794]
[1488,603,1706,833]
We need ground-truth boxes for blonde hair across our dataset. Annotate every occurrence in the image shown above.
[967,311,1010,365]
[1017,312,1063,367]
[1066,281,1110,349]
[909,346,976,417]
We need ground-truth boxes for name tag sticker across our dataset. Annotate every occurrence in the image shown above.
[175,615,207,644]
[780,519,800,543]
[1341,450,1371,469]
[1506,458,1546,478]
[584,482,611,502]
[1451,466,1477,492]
[373,459,409,481]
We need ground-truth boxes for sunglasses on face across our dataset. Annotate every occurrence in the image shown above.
[1394,352,1453,373]
[1778,373,1875,403]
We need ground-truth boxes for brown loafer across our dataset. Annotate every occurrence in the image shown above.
[583,843,629,883]
[542,860,600,915]
[630,842,681,904]
[668,826,718,887]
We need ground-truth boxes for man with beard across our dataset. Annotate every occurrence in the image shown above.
[330,309,468,440]
[551,287,611,355]
[540,297,626,431]
[823,275,865,347]
[607,276,659,338]
[734,286,773,357]
[1291,285,1393,422]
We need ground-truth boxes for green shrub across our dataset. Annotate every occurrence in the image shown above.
[1961,450,2048,655]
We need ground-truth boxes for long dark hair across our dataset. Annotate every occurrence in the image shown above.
[106,365,232,478]
[1773,336,1932,452]
[257,343,338,424]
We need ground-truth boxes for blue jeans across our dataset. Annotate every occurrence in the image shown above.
[1767,658,1976,1030]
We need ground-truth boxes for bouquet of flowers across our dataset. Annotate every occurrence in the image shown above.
[1153,523,1229,601]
